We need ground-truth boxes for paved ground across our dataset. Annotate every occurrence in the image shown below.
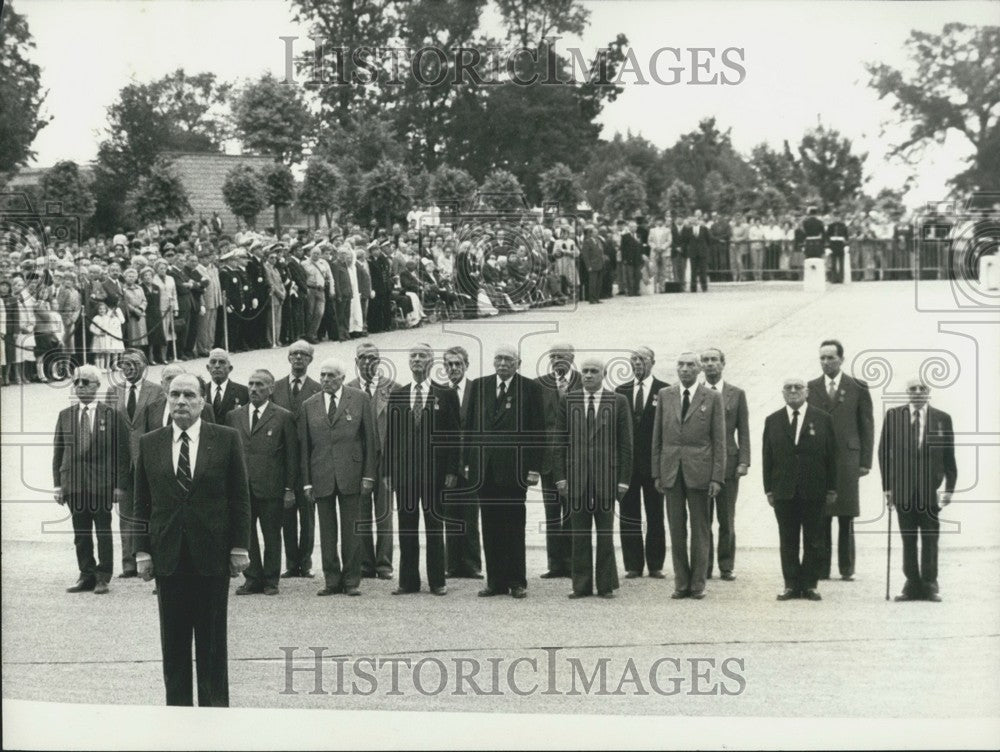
[2,281,999,727]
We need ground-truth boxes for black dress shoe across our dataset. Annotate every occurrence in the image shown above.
[345,587,362,596]
[720,571,736,581]
[376,571,393,580]
[431,586,448,596]
[392,587,418,595]
[648,570,666,579]
[280,569,299,579]
[568,591,591,599]
[263,585,279,596]
[478,587,505,597]
[316,586,340,596]
[894,592,919,602]
[840,575,855,582]
[925,592,942,602]
[777,588,799,601]
[94,581,109,595]
[236,584,262,595]
[689,590,706,600]
[802,589,822,601]
[539,571,569,579]
[361,571,376,579]
[597,591,615,599]
[118,571,138,579]
[510,586,527,599]
[300,570,315,578]
[670,590,689,599]
[67,578,96,593]
[624,571,641,579]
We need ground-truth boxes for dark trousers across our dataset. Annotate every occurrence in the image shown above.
[569,489,619,596]
[445,481,482,576]
[664,470,711,594]
[829,251,845,283]
[707,475,739,577]
[69,493,113,581]
[689,255,708,292]
[156,573,230,707]
[360,474,394,576]
[184,306,200,355]
[245,494,282,588]
[397,485,446,592]
[601,264,615,297]
[586,268,604,303]
[478,482,527,592]
[618,472,665,574]
[119,480,138,573]
[897,495,940,596]
[335,298,351,341]
[671,255,686,287]
[624,263,642,295]
[316,492,362,589]
[541,472,572,575]
[282,488,315,573]
[773,494,824,591]
[818,515,856,579]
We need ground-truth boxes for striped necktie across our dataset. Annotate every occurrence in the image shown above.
[177,431,192,492]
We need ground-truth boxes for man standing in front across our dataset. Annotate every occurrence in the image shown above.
[762,378,837,601]
[579,225,605,304]
[348,341,400,580]
[134,373,251,706]
[652,352,725,599]
[879,379,957,602]
[535,343,583,579]
[299,358,377,596]
[614,346,668,579]
[225,369,298,596]
[807,339,873,582]
[272,340,322,578]
[205,348,250,422]
[53,365,130,594]
[619,220,644,297]
[104,349,163,578]
[467,345,544,598]
[386,344,461,595]
[556,357,632,599]
[701,347,750,581]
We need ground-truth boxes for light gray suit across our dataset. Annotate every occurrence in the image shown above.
[348,375,400,576]
[651,383,726,595]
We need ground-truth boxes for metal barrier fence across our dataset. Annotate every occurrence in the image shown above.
[699,239,958,282]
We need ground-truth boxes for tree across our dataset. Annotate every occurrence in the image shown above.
[797,123,866,209]
[129,158,192,225]
[358,160,412,226]
[0,3,49,175]
[749,141,804,204]
[660,118,755,210]
[261,163,296,234]
[601,168,647,219]
[232,72,312,164]
[866,23,1000,192]
[661,179,696,216]
[39,161,94,225]
[427,165,478,210]
[495,0,590,48]
[297,158,343,228]
[539,162,584,214]
[478,169,525,211]
[750,186,788,217]
[222,165,266,229]
[703,171,740,215]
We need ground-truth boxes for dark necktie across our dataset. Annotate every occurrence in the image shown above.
[327,392,337,420]
[587,393,596,433]
[126,385,137,420]
[291,378,301,400]
[557,375,568,394]
[912,410,921,454]
[213,386,223,415]
[251,407,260,432]
[365,380,374,397]
[414,383,425,426]
[79,405,92,452]
[634,382,644,420]
[681,389,690,420]
[177,430,192,492]
[791,409,800,445]
[828,380,837,403]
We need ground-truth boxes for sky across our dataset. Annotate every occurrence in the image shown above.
[13,0,998,208]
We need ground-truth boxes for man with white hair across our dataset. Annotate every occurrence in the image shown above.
[206,348,249,422]
[53,365,130,593]
[299,357,377,596]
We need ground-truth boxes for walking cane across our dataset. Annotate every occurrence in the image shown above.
[885,497,893,601]
[222,290,230,352]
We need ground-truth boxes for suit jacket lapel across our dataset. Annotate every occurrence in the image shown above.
[191,425,212,489]
[686,386,706,422]
[253,405,275,435]
[240,405,252,437]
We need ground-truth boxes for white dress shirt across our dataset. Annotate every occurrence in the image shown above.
[826,372,842,396]
[211,379,230,406]
[910,404,926,449]
[496,377,513,400]
[786,403,808,445]
[703,377,725,393]
[410,379,432,409]
[584,388,604,409]
[172,418,202,475]
[452,377,468,405]
[633,375,653,408]
[250,400,269,426]
[361,374,380,397]
[323,387,344,414]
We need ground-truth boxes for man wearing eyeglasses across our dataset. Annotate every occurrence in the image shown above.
[53,365,130,594]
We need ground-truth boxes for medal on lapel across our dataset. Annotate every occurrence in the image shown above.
[809,422,816,436]
[346,413,353,421]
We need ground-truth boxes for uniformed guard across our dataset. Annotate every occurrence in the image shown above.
[826,210,850,283]
[219,250,245,352]
[245,238,270,349]
[802,206,826,262]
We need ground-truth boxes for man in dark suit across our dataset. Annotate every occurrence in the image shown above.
[467,345,544,598]
[652,352,726,599]
[535,343,583,579]
[762,377,838,600]
[347,341,400,580]
[271,339,322,578]
[807,339,873,581]
[163,245,193,357]
[139,365,216,432]
[386,344,461,595]
[615,346,668,578]
[181,251,208,358]
[619,221,645,296]
[299,358,377,596]
[579,226,605,304]
[440,345,483,579]
[225,369,298,595]
[331,249,354,342]
[104,349,164,577]
[683,212,712,293]
[205,348,249,422]
[701,347,751,581]
[826,211,850,283]
[53,365,130,594]
[134,373,251,706]
[879,379,957,602]
[556,357,632,598]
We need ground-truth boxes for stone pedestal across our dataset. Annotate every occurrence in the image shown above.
[804,258,826,293]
